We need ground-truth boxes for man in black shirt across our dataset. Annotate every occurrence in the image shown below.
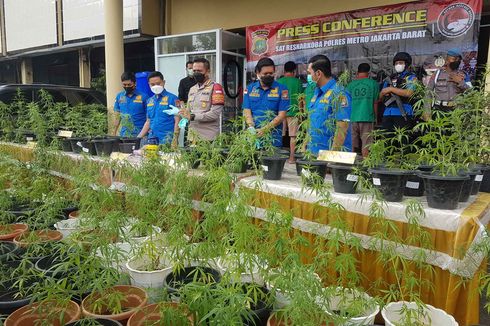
[178,61,197,103]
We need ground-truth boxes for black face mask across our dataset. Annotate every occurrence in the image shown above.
[449,61,461,70]
[193,72,206,84]
[124,86,135,94]
[260,75,274,87]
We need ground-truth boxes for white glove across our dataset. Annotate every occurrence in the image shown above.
[164,105,180,115]
[247,126,256,134]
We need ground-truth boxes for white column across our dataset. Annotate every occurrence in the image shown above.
[104,0,124,135]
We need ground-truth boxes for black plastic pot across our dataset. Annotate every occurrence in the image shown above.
[470,165,489,195]
[328,163,358,194]
[80,140,97,155]
[404,173,424,197]
[35,254,79,279]
[221,149,248,173]
[165,266,221,295]
[119,142,137,154]
[239,284,272,326]
[93,139,117,156]
[421,173,468,209]
[260,155,288,180]
[120,137,141,150]
[66,319,123,326]
[57,137,73,152]
[296,160,328,185]
[105,136,121,152]
[480,165,490,193]
[69,137,87,153]
[22,131,37,142]
[0,260,35,315]
[0,241,19,262]
[181,147,200,169]
[459,170,479,202]
[369,168,412,202]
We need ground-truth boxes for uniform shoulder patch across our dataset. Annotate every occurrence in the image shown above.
[211,83,225,105]
[281,89,289,100]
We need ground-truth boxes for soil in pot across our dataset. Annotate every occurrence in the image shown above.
[127,302,193,326]
[296,160,328,186]
[13,230,63,248]
[81,285,148,323]
[0,241,20,261]
[165,266,221,295]
[94,139,117,156]
[66,318,123,326]
[421,173,468,210]
[70,137,88,153]
[80,140,97,155]
[120,137,141,150]
[459,170,479,202]
[4,300,81,326]
[368,168,412,202]
[0,223,28,242]
[328,163,358,194]
[119,142,137,154]
[261,155,288,180]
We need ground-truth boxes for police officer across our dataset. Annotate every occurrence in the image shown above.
[113,72,149,137]
[243,57,289,147]
[306,55,351,155]
[426,48,471,116]
[179,58,224,142]
[138,71,180,146]
[379,52,417,132]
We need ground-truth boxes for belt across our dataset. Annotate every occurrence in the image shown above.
[434,100,455,107]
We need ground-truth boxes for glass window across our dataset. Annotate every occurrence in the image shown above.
[222,31,245,52]
[157,32,216,55]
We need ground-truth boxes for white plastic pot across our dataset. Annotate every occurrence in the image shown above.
[382,301,458,326]
[217,254,265,285]
[317,287,379,326]
[54,218,80,238]
[96,241,142,273]
[126,255,173,289]
[121,223,162,243]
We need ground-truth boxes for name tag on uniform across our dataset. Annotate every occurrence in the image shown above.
[268,93,279,98]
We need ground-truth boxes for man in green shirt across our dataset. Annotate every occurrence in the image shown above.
[277,61,304,163]
[346,63,379,157]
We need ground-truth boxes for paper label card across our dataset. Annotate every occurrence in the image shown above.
[346,174,358,182]
[58,130,73,138]
[406,181,420,189]
[373,178,381,186]
[317,150,357,164]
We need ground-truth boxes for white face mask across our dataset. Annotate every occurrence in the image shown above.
[150,85,164,95]
[187,68,194,76]
[394,64,405,73]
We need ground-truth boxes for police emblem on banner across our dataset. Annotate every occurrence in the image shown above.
[251,30,270,56]
[437,3,475,38]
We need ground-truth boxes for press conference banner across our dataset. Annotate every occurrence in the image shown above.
[245,0,482,80]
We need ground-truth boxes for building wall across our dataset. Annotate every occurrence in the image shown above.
[168,0,417,34]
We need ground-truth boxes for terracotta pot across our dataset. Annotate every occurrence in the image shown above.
[81,285,148,324]
[4,300,81,326]
[0,223,28,241]
[127,303,193,326]
[68,210,79,219]
[13,230,62,247]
